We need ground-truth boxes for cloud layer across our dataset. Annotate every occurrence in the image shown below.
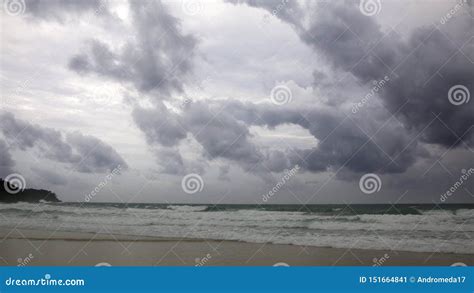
[231,0,474,148]
[0,140,15,178]
[68,0,197,97]
[1,0,472,203]
[0,111,128,174]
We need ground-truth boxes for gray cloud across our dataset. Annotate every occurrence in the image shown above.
[3,0,472,203]
[133,103,187,147]
[230,0,474,149]
[0,139,15,178]
[218,165,231,181]
[65,1,266,174]
[0,111,128,173]
[0,111,77,163]
[132,101,264,172]
[152,146,208,176]
[130,96,424,177]
[223,100,424,175]
[382,26,474,147]
[227,0,303,25]
[66,131,128,173]
[63,0,452,179]
[67,0,200,176]
[24,0,107,21]
[68,0,197,96]
[182,101,263,170]
[64,0,202,176]
[153,147,186,175]
[300,1,399,82]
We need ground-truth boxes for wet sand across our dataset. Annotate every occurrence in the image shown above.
[0,228,472,266]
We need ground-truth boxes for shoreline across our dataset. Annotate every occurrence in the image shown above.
[2,227,473,254]
[1,228,473,266]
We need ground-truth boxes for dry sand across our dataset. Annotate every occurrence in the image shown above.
[0,228,472,266]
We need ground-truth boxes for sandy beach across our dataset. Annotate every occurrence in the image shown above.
[0,228,472,266]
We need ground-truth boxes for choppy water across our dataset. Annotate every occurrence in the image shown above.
[0,202,473,253]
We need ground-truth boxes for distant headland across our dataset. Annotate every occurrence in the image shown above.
[0,178,60,203]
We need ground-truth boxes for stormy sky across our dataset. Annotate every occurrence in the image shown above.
[1,0,473,204]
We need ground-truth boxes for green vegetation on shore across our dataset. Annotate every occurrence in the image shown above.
[0,178,60,203]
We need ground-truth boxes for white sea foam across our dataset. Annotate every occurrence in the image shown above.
[0,202,472,254]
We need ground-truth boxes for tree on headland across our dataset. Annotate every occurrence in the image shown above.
[0,178,60,203]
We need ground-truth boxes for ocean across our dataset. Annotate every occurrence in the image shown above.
[1,202,473,254]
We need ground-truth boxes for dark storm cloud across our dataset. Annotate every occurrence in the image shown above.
[0,139,15,178]
[0,111,77,163]
[66,131,128,173]
[0,111,128,173]
[132,105,187,174]
[296,111,423,174]
[64,0,264,174]
[132,101,264,172]
[293,121,423,175]
[68,0,197,96]
[62,0,467,178]
[132,103,187,147]
[130,96,422,176]
[228,0,398,81]
[382,27,474,147]
[299,1,400,82]
[224,100,424,175]
[64,0,200,175]
[230,0,474,148]
[181,101,263,170]
[153,147,186,175]
[24,0,107,21]
[127,0,196,94]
